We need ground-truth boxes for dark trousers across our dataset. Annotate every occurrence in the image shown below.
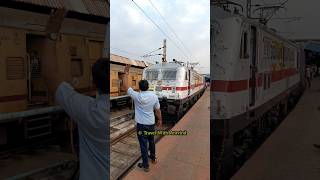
[137,123,156,168]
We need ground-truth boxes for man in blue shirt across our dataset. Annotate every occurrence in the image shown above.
[123,65,162,172]
[41,9,109,180]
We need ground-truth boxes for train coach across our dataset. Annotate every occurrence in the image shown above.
[110,54,148,97]
[0,2,107,113]
[110,54,149,108]
[143,60,206,122]
[211,7,305,179]
[0,0,108,154]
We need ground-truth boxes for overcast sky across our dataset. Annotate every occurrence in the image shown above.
[110,0,210,74]
[231,0,320,39]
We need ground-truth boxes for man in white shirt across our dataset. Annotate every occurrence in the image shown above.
[122,65,162,172]
[41,9,109,180]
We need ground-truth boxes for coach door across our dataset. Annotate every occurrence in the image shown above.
[249,26,257,107]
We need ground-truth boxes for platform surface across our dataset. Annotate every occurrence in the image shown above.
[123,90,210,180]
[233,78,320,180]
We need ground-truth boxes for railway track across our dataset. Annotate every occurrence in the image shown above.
[110,106,173,180]
[110,109,135,144]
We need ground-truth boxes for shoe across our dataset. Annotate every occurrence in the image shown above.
[137,163,149,172]
[313,144,320,149]
[148,155,157,164]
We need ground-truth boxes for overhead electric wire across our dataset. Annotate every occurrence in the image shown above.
[142,53,163,58]
[130,0,190,60]
[143,47,163,56]
[265,0,289,23]
[110,47,142,58]
[148,0,194,59]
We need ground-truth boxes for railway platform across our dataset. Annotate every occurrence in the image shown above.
[232,78,320,180]
[123,89,210,180]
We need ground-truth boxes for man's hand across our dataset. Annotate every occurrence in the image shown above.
[45,9,67,34]
[155,108,162,127]
[157,119,162,128]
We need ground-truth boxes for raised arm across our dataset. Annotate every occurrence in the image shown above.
[155,108,162,127]
[123,64,131,93]
[41,9,68,93]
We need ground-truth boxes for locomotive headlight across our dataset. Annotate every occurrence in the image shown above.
[172,86,176,93]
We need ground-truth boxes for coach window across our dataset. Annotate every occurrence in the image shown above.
[112,79,118,87]
[130,75,135,86]
[6,57,25,80]
[132,80,136,86]
[240,32,248,58]
[71,58,83,77]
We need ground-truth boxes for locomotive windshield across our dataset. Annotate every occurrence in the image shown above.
[161,69,177,80]
[145,70,159,80]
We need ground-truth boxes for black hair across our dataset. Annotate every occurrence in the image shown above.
[139,80,149,91]
[92,58,109,94]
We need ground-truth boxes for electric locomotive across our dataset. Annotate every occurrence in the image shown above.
[143,60,206,122]
[211,6,305,179]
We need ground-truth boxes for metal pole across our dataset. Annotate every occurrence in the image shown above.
[162,39,167,62]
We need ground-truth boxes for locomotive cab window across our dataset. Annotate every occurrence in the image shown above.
[162,69,177,80]
[240,32,248,59]
[71,58,83,77]
[145,70,159,80]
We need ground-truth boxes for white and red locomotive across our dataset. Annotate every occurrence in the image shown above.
[143,61,206,122]
[211,7,305,179]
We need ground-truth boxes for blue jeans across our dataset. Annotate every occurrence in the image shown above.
[137,123,156,168]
